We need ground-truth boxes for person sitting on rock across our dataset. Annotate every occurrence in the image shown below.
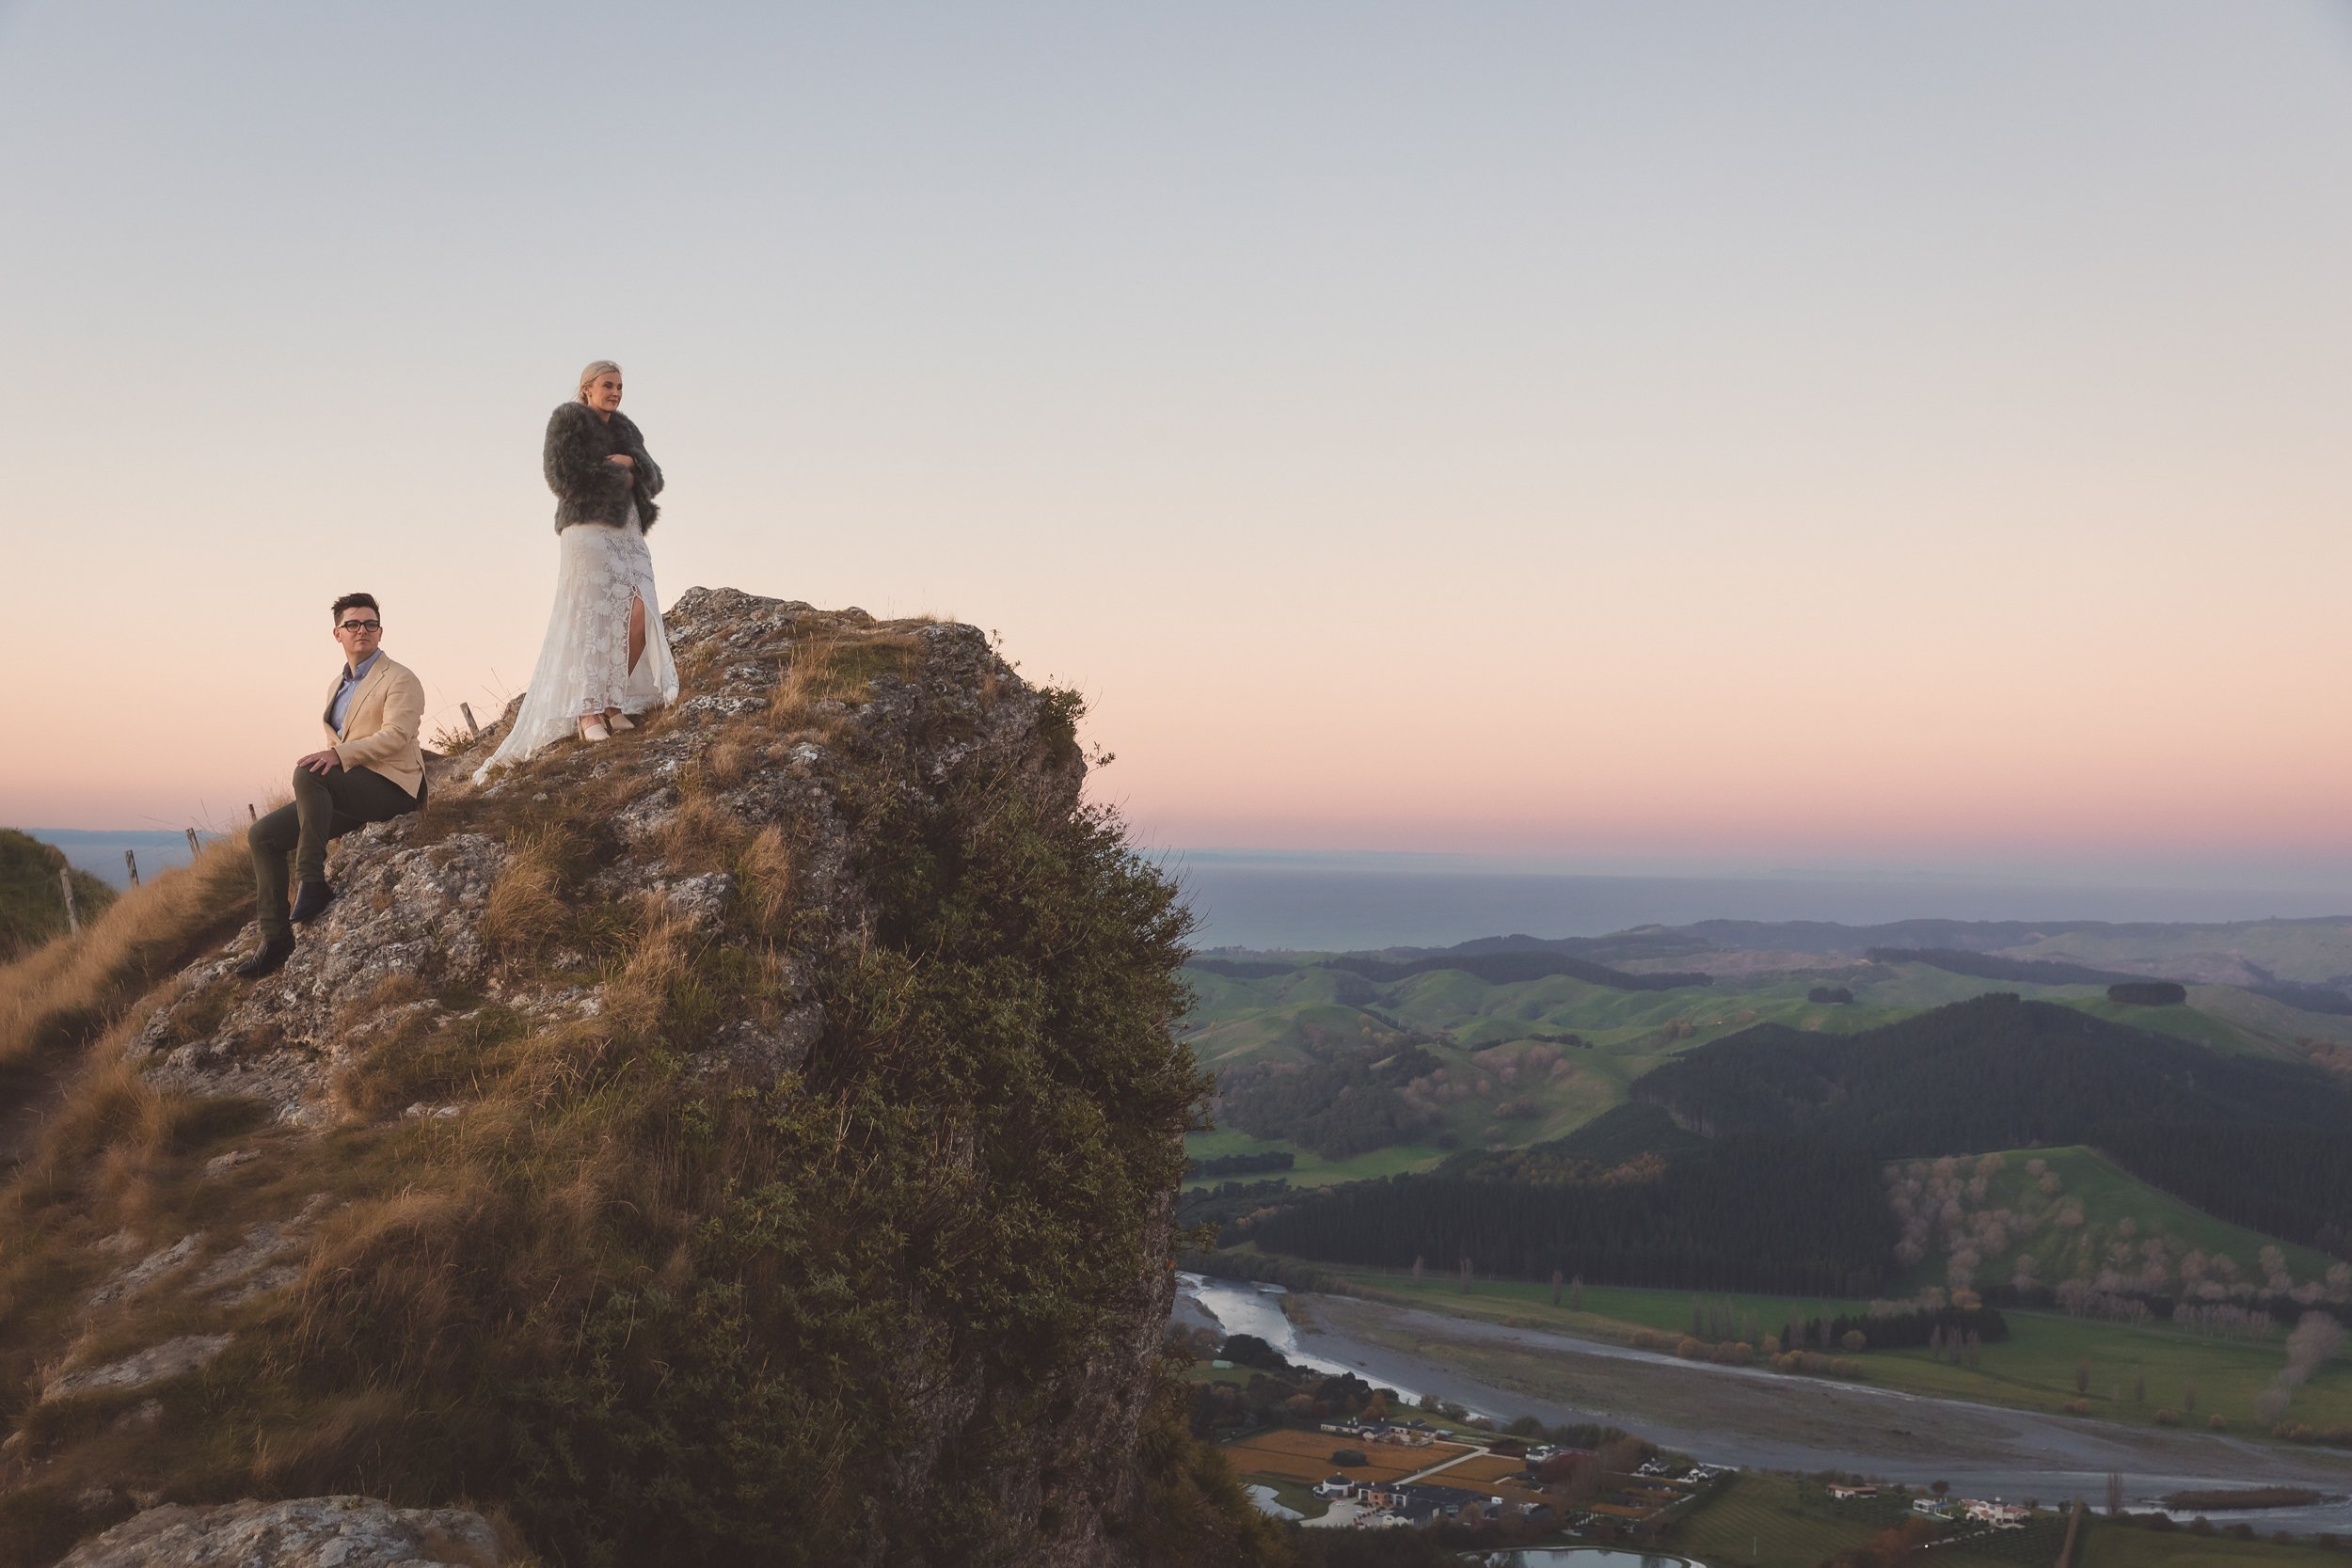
[236,593,427,978]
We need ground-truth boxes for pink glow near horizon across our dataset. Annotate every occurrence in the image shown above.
[4,4,2349,883]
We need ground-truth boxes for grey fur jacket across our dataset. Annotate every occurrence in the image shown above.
[544,402,663,533]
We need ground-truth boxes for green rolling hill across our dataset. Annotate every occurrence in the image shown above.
[1182,925,2352,1315]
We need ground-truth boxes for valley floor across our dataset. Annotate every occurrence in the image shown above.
[1239,1289,2352,1532]
[1319,1268,2352,1436]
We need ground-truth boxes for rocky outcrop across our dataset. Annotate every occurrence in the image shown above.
[39,1338,230,1404]
[3,590,1199,1568]
[56,1496,500,1568]
[125,592,1071,1128]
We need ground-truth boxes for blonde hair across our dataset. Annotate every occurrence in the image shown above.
[578,359,622,402]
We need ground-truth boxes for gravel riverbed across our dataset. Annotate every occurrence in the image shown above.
[1180,1276,2352,1531]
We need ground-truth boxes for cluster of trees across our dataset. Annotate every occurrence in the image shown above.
[1686,1296,1767,1344]
[2091,1122,2352,1256]
[2107,981,2188,1006]
[1807,985,1854,1005]
[1213,1041,1445,1158]
[1186,1150,1295,1180]
[1779,1303,2009,1354]
[2054,1283,2164,1324]
[1171,1326,1404,1436]
[1627,995,2350,1157]
[2271,1420,2352,1448]
[1237,1134,1897,1295]
[2171,1302,2283,1340]
[1177,1180,1297,1238]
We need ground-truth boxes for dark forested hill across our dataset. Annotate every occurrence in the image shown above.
[2089,1122,2352,1256]
[1239,1134,1897,1295]
[1626,993,2350,1158]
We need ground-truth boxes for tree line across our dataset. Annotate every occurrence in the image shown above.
[1235,1134,1897,1295]
[1787,1303,2010,1354]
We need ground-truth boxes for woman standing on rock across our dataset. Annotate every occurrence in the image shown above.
[475,360,680,781]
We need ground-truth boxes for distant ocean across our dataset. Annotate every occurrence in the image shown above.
[25,829,215,887]
[29,832,2352,953]
[1157,851,2352,953]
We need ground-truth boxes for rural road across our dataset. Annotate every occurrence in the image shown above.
[1180,1276,2352,1532]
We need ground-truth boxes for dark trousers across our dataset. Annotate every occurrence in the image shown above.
[248,764,418,938]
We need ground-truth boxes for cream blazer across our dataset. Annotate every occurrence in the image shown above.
[323,654,427,799]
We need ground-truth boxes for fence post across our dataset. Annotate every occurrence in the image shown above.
[248,803,257,823]
[124,849,140,887]
[59,869,79,934]
[185,828,201,858]
[460,702,480,736]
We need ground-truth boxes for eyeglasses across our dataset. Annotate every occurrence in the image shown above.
[337,620,382,632]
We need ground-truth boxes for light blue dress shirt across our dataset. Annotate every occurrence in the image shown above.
[328,650,381,735]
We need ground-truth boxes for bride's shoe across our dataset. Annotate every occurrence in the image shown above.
[605,710,636,732]
[579,717,612,742]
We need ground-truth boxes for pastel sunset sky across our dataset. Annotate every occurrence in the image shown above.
[4,3,2348,886]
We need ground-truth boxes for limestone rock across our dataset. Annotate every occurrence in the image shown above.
[86,1234,202,1309]
[55,1495,502,1567]
[132,832,509,1125]
[120,591,1064,1128]
[42,1336,231,1402]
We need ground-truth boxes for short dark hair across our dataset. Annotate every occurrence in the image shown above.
[330,593,380,622]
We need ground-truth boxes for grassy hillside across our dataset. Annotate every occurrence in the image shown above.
[1889,1145,2344,1300]
[0,829,115,963]
[1184,956,2352,1182]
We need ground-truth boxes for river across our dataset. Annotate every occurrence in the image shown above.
[1176,1276,2352,1531]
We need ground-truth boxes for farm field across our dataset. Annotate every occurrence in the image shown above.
[1318,1270,2352,1435]
[1668,1474,2065,1568]
[1182,1126,1450,1188]
[2074,1522,2352,1566]
[1438,1452,1534,1486]
[1215,1426,1466,1487]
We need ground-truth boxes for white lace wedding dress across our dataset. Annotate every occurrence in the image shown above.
[473,503,678,782]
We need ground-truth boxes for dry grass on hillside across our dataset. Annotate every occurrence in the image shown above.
[0,833,253,1076]
[0,618,1001,1560]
